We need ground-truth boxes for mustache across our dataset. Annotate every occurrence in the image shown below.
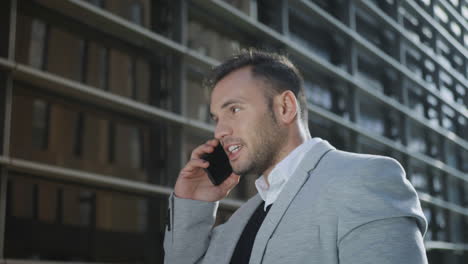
[221,138,245,146]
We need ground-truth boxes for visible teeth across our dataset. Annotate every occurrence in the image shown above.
[228,145,241,153]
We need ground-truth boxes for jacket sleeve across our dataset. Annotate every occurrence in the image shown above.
[334,157,428,264]
[163,193,219,264]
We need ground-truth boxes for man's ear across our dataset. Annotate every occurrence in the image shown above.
[275,90,298,125]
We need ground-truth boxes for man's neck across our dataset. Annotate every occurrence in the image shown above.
[262,131,311,185]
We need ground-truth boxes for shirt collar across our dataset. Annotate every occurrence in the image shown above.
[255,137,322,210]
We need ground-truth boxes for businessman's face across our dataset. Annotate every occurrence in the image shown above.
[210,66,287,176]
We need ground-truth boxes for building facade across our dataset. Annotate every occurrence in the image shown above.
[0,0,467,263]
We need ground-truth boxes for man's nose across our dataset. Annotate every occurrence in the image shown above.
[214,121,232,140]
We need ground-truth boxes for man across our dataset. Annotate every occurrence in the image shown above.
[164,50,428,264]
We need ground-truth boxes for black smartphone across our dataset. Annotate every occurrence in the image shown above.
[202,143,233,185]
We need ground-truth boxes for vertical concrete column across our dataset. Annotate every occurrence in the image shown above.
[279,0,289,36]
[172,0,188,169]
[0,0,16,258]
[394,0,411,171]
[345,0,360,152]
[249,0,258,20]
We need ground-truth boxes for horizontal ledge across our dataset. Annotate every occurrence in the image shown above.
[0,156,243,210]
[425,241,468,251]
[418,192,468,217]
[0,58,466,186]
[0,155,465,215]
[0,57,215,134]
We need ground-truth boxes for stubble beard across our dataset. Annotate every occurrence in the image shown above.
[233,110,287,177]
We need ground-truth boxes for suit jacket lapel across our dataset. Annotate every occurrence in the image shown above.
[249,140,335,264]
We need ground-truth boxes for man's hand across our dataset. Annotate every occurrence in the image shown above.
[174,139,240,202]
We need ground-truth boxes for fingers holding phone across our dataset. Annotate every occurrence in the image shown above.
[175,139,239,202]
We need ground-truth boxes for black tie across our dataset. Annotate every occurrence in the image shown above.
[230,201,272,264]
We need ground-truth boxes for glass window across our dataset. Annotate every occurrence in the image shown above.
[305,0,346,22]
[304,78,333,111]
[186,73,211,122]
[358,137,394,157]
[31,99,50,150]
[86,42,109,90]
[434,208,448,241]
[449,212,463,243]
[441,104,456,133]
[444,141,458,169]
[101,0,151,28]
[72,112,85,157]
[29,19,48,69]
[78,39,89,82]
[421,204,433,241]
[308,114,352,152]
[15,13,153,106]
[0,73,4,155]
[356,8,396,57]
[460,148,468,173]
[401,9,433,52]
[304,75,349,120]
[289,11,346,68]
[407,82,425,118]
[356,51,385,92]
[10,85,157,183]
[257,0,282,32]
[187,18,245,61]
[129,127,145,170]
[109,49,134,98]
[464,182,468,207]
[222,0,251,15]
[431,170,445,200]
[455,83,466,106]
[405,47,430,85]
[151,123,182,187]
[359,98,385,136]
[130,2,143,25]
[447,177,463,206]
[107,121,116,163]
[46,27,84,82]
[426,131,440,159]
[408,122,426,154]
[134,58,151,103]
[358,97,401,142]
[439,71,455,103]
[5,173,166,263]
[409,160,429,194]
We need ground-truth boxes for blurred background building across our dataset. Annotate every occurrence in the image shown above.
[0,0,467,263]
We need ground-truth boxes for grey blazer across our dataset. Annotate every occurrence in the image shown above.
[164,140,428,264]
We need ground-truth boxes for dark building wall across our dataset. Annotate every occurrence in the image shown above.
[0,0,467,263]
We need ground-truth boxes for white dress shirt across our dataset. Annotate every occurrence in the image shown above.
[255,137,321,211]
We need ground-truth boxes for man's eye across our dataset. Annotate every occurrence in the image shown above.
[231,107,240,113]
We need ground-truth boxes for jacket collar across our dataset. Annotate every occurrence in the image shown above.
[249,140,335,264]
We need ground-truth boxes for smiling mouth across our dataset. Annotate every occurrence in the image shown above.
[228,145,241,154]
[226,144,242,160]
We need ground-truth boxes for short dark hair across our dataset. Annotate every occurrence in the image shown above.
[204,49,308,125]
